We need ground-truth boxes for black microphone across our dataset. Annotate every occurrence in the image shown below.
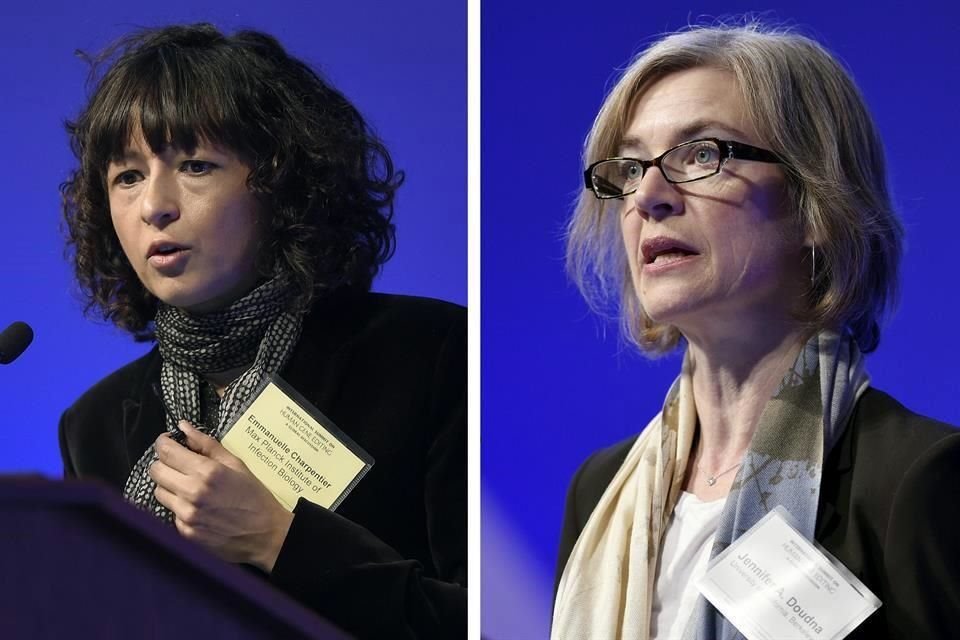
[0,322,33,364]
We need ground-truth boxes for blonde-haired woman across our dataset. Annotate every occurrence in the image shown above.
[553,24,959,640]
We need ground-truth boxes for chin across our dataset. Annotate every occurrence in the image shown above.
[145,281,216,314]
[152,292,205,313]
[145,271,259,314]
[638,289,702,326]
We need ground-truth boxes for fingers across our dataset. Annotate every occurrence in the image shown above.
[149,458,193,497]
[152,424,223,501]
[154,484,198,525]
[156,485,223,548]
[152,425,292,568]
[155,428,207,473]
[180,421,240,467]
[152,460,228,532]
[155,483,224,537]
[152,422,251,513]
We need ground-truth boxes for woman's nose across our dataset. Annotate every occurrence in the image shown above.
[630,166,683,221]
[140,173,180,227]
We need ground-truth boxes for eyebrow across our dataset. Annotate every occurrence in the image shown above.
[619,119,751,155]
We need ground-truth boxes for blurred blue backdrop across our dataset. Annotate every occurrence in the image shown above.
[482,2,960,637]
[0,2,465,474]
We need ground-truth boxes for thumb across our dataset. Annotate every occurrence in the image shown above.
[179,420,234,463]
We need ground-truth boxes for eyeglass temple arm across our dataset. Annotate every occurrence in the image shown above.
[726,141,781,164]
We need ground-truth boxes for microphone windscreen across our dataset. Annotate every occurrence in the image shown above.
[0,321,34,364]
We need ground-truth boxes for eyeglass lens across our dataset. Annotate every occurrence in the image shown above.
[592,140,723,197]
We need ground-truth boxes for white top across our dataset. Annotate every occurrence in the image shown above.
[650,491,725,639]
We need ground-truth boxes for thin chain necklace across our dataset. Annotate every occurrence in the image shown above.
[696,460,742,486]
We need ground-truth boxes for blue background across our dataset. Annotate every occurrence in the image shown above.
[482,2,960,636]
[0,2,465,474]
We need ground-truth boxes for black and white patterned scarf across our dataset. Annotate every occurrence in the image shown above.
[123,276,304,522]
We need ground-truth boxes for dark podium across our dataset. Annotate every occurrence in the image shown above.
[0,476,348,639]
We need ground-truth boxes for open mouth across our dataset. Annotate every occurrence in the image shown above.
[641,237,699,266]
[646,250,696,265]
[147,241,189,259]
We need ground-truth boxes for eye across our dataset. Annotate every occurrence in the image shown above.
[181,160,216,175]
[112,170,142,187]
[621,161,643,181]
[692,144,718,165]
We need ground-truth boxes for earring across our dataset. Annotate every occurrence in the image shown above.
[810,245,817,286]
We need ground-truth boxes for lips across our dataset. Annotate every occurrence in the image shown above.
[146,240,189,259]
[640,236,699,265]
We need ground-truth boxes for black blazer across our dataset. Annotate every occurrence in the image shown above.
[59,291,466,640]
[556,389,960,640]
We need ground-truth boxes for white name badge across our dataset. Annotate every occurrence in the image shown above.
[220,374,374,512]
[697,507,881,640]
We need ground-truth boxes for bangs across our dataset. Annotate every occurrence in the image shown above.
[85,43,254,167]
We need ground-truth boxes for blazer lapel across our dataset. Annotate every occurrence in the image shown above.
[815,407,856,540]
[122,348,166,469]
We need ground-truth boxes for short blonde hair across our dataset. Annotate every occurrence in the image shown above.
[566,23,902,355]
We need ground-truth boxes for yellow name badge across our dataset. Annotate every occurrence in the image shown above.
[220,374,374,512]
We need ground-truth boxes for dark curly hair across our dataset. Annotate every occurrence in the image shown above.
[62,23,400,340]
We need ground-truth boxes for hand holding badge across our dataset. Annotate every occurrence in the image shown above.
[219,374,374,512]
[150,374,374,571]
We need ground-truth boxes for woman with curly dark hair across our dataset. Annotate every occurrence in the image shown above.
[58,23,465,639]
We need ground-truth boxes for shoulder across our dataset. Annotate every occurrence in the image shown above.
[284,290,465,417]
[566,434,638,532]
[362,291,465,321]
[357,292,465,338]
[575,435,636,489]
[846,388,958,474]
[845,390,960,635]
[555,433,638,588]
[304,290,464,347]
[323,289,464,319]
[62,347,160,424]
[852,386,960,497]
[829,388,958,523]
[295,290,465,379]
[59,347,160,480]
[854,387,956,439]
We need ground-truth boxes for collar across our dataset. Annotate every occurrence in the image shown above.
[121,347,165,470]
[815,392,859,540]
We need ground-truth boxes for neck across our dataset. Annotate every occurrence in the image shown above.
[683,317,810,469]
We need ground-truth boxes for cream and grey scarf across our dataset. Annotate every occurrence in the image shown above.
[552,331,870,640]
[123,276,304,523]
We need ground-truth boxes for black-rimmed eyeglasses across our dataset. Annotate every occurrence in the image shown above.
[583,138,782,200]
